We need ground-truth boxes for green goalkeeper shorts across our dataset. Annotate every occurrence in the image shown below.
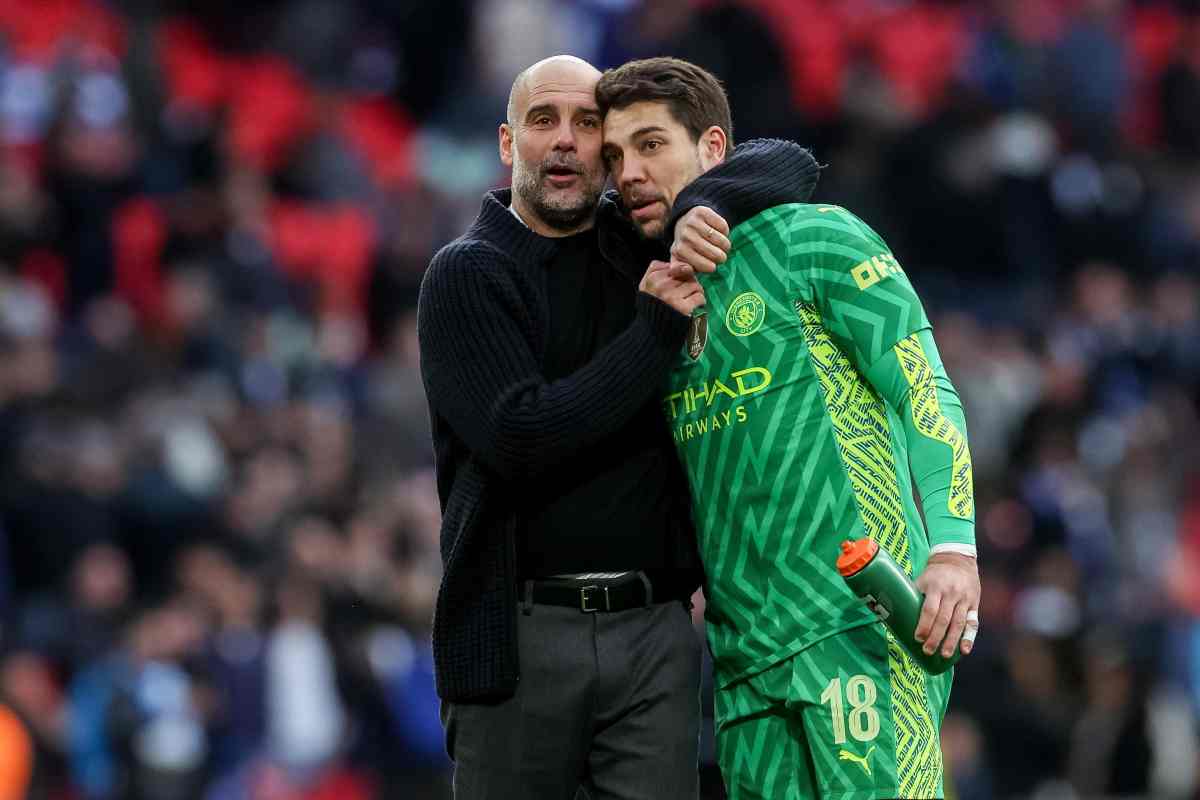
[713,622,953,800]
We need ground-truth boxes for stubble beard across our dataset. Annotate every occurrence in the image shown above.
[512,157,603,233]
[627,152,704,241]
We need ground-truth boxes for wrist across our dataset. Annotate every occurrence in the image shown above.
[927,552,979,573]
[636,291,690,346]
[929,542,976,559]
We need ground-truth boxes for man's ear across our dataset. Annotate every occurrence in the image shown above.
[699,125,728,170]
[499,123,514,168]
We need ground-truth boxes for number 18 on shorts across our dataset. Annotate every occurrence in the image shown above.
[714,623,953,800]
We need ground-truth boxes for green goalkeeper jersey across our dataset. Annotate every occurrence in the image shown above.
[665,203,975,687]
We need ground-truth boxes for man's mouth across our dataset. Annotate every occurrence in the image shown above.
[630,198,663,223]
[544,166,579,186]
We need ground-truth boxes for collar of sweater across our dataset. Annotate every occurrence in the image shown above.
[468,188,647,277]
[467,188,577,266]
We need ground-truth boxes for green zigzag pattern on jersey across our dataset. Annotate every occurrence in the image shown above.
[691,206,865,679]
[893,334,975,520]
[715,684,798,797]
[796,299,942,797]
[794,300,910,571]
[888,635,945,797]
[787,207,927,367]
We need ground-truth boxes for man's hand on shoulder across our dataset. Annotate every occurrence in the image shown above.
[640,260,705,317]
[670,207,730,279]
[914,552,981,658]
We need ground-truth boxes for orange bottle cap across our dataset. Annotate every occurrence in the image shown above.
[836,538,879,577]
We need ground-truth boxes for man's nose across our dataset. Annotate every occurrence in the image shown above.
[552,118,576,151]
[619,156,646,189]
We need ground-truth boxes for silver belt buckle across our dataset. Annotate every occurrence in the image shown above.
[579,584,610,612]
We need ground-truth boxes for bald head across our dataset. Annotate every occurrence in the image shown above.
[499,54,607,237]
[507,55,602,127]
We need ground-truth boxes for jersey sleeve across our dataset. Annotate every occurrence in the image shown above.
[788,207,975,549]
[787,206,930,367]
[865,329,976,548]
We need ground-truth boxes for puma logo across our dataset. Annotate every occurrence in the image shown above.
[838,745,876,777]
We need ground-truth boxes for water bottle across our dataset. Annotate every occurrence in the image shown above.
[836,538,962,675]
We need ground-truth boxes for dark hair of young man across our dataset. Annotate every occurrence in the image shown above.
[595,57,735,148]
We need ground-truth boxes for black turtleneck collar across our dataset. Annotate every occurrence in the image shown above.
[463,187,654,281]
[465,188,562,268]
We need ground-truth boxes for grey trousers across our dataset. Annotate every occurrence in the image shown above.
[442,598,703,800]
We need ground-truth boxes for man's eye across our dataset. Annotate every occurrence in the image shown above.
[643,140,661,152]
[532,116,552,126]
[579,117,600,128]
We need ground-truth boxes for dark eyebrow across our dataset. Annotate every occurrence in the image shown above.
[524,103,558,121]
[631,125,669,139]
[524,104,601,122]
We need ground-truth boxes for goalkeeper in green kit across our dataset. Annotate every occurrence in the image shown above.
[596,58,981,800]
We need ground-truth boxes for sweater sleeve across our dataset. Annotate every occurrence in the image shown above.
[666,138,821,241]
[417,241,690,481]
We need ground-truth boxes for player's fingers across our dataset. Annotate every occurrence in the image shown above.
[695,206,731,236]
[940,599,970,658]
[914,590,941,645]
[699,225,732,255]
[960,608,980,655]
[675,289,705,315]
[686,233,728,265]
[668,261,695,280]
[680,221,729,259]
[673,241,718,274]
[660,278,693,298]
[925,594,958,656]
[652,285,694,316]
[640,261,666,288]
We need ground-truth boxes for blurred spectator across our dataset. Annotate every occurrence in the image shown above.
[941,711,993,800]
[1048,0,1130,156]
[961,0,1060,113]
[67,601,211,799]
[18,542,133,673]
[0,649,70,797]
[1066,631,1153,798]
[264,573,343,771]
[1158,9,1200,159]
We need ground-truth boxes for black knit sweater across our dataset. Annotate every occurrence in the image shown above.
[418,139,821,702]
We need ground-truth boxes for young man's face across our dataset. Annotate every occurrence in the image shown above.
[602,101,724,240]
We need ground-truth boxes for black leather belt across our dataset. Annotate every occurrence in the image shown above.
[524,572,668,613]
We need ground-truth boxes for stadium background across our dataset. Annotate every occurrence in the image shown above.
[0,0,1197,797]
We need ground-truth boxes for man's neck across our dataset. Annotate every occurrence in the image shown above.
[509,195,595,238]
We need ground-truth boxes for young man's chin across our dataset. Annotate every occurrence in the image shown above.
[635,218,665,240]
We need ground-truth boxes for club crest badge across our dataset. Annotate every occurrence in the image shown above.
[687,311,708,360]
[726,291,766,336]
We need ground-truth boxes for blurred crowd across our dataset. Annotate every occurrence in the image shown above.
[0,0,1198,798]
